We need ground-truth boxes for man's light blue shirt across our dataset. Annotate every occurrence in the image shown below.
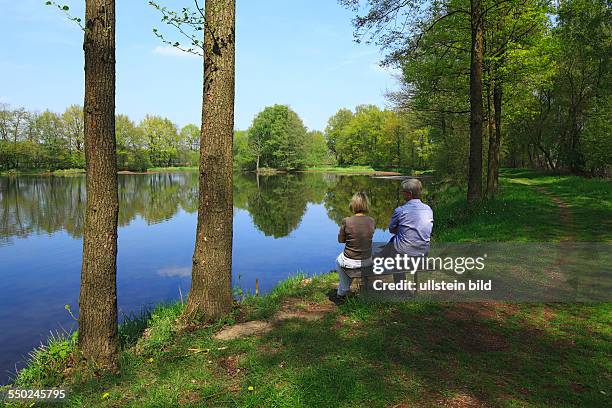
[388,199,434,256]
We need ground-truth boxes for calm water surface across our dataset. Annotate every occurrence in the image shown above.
[0,172,407,383]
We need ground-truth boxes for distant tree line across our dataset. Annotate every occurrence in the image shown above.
[233,104,334,171]
[0,104,201,172]
[233,104,432,172]
[324,105,431,169]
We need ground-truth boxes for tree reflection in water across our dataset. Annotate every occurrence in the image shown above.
[0,172,421,245]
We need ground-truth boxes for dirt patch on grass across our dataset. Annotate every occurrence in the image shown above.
[434,392,487,408]
[178,390,201,405]
[214,298,336,340]
[219,353,245,377]
[214,320,273,340]
[273,299,336,322]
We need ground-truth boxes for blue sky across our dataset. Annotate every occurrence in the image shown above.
[0,0,399,131]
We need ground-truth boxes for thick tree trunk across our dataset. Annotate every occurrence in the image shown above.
[184,0,235,321]
[467,0,484,205]
[78,0,119,368]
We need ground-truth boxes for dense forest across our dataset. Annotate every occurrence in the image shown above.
[341,0,610,182]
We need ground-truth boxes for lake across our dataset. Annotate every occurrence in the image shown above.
[0,172,409,384]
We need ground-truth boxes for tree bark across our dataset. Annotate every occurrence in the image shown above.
[184,0,235,321]
[467,0,484,205]
[486,68,501,198]
[486,65,495,197]
[490,81,502,195]
[78,0,119,368]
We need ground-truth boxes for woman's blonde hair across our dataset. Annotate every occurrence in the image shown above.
[349,192,370,214]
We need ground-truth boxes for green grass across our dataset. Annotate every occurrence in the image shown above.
[432,168,611,242]
[8,275,610,407]
[0,168,85,176]
[144,166,198,173]
[304,165,400,174]
[6,169,612,407]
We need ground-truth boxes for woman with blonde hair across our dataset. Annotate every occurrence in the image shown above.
[333,191,375,301]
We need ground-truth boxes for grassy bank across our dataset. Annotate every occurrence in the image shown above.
[0,167,199,176]
[9,276,611,407]
[144,166,198,173]
[0,168,85,176]
[1,166,426,176]
[432,168,611,242]
[6,169,611,407]
[303,165,405,175]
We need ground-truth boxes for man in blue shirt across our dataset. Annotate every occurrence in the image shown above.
[388,178,434,257]
[378,178,433,285]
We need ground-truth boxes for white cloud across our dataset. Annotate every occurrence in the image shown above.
[157,266,191,277]
[152,45,199,59]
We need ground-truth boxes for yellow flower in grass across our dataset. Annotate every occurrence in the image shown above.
[247,386,254,391]
[101,392,110,399]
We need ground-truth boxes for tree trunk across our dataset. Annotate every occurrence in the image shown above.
[486,69,500,198]
[467,0,484,205]
[78,0,119,368]
[485,66,495,198]
[490,82,502,195]
[184,0,235,321]
[396,130,401,168]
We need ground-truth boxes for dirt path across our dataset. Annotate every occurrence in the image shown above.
[534,186,575,241]
[532,186,580,301]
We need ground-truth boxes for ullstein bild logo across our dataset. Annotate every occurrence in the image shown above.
[371,254,487,275]
[372,278,493,292]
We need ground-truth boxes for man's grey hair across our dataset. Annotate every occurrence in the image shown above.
[401,178,422,198]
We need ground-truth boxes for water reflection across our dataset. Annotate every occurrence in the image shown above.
[0,171,413,384]
[1,172,405,243]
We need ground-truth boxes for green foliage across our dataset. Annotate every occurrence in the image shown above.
[116,114,149,172]
[139,115,181,168]
[180,123,200,152]
[303,130,334,166]
[45,1,84,30]
[324,108,353,160]
[325,106,431,170]
[0,104,200,173]
[149,1,205,56]
[247,105,308,171]
[582,96,612,175]
[14,331,77,388]
[233,129,254,170]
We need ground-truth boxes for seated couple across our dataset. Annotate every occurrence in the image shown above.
[333,178,434,301]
